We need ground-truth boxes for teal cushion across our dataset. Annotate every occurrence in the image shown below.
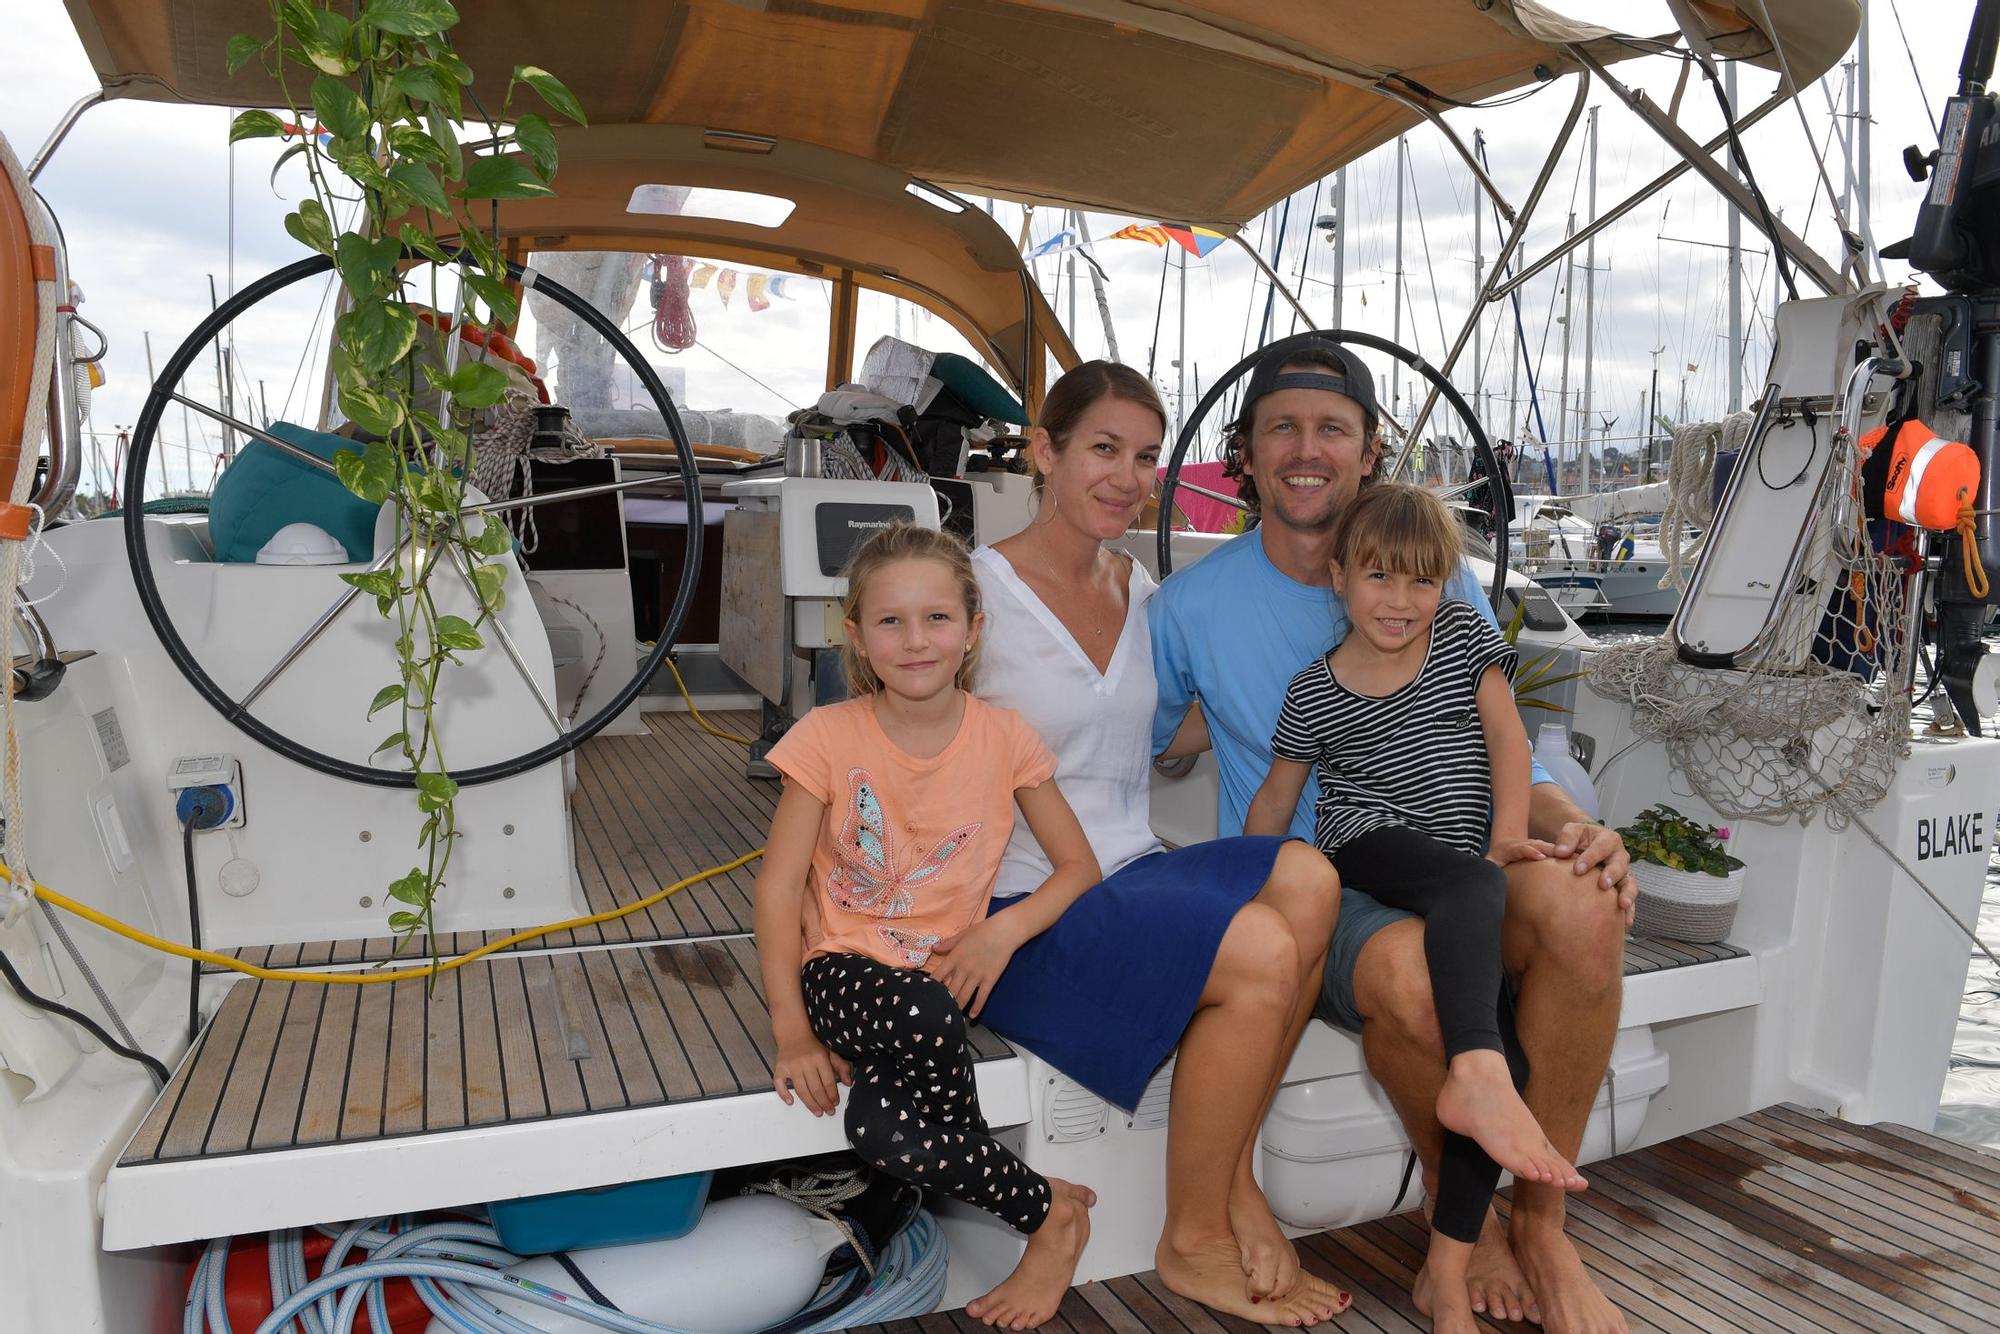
[930,352,1027,425]
[208,422,380,564]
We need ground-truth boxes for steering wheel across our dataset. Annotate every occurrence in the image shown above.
[1154,330,1510,607]
[122,253,702,789]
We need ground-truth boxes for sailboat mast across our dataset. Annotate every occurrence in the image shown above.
[1392,136,1406,418]
[1177,244,1187,434]
[1332,166,1347,329]
[1471,132,1484,429]
[1858,0,1875,276]
[1557,212,1575,491]
[1582,107,1599,494]
[1726,61,1744,414]
[1074,213,1121,362]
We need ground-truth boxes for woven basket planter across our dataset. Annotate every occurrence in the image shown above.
[1630,862,1745,943]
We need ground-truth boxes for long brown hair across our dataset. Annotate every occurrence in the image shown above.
[838,524,983,694]
[1032,360,1169,494]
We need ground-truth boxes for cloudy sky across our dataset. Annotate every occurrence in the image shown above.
[0,0,1974,496]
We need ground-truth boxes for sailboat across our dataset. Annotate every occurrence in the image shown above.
[4,2,1998,1330]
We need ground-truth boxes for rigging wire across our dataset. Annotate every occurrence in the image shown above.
[1885,0,1944,142]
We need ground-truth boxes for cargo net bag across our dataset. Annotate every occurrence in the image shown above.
[1587,406,1926,827]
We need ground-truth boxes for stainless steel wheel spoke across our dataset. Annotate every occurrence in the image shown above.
[460,474,666,519]
[1172,480,1251,511]
[168,394,340,475]
[444,544,565,735]
[240,542,406,710]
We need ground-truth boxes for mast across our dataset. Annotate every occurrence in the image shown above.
[1472,131,1484,428]
[144,332,170,498]
[1858,0,1875,277]
[1557,211,1575,491]
[1582,106,1599,493]
[1332,166,1347,329]
[1177,244,1187,434]
[1726,61,1745,414]
[1392,135,1406,418]
[1073,213,1121,362]
[208,274,235,463]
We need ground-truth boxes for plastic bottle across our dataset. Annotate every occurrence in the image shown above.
[1532,722,1599,820]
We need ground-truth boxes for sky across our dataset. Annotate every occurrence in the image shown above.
[0,0,1977,496]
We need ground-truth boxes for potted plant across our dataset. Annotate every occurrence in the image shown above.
[1617,804,1747,943]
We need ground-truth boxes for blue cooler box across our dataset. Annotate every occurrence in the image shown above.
[489,1170,715,1254]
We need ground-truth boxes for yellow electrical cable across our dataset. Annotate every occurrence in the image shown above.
[0,847,763,986]
[661,654,757,748]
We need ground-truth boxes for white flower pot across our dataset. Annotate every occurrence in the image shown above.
[1630,861,1745,943]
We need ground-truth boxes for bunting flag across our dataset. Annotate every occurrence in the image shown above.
[1028,229,1080,259]
[689,263,716,290]
[1161,224,1228,258]
[1110,223,1170,247]
[766,275,801,300]
[716,269,738,307]
[746,273,771,312]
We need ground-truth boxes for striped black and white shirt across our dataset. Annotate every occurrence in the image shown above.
[1271,600,1517,857]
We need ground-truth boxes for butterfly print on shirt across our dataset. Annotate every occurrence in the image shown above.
[826,767,982,933]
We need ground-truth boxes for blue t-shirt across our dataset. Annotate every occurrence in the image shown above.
[1149,527,1550,840]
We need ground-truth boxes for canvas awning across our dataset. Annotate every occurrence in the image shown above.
[62,1,1861,228]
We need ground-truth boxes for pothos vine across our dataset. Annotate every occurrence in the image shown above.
[228,0,583,955]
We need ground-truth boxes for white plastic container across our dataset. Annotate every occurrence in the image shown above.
[1533,722,1600,819]
[1260,1028,1668,1231]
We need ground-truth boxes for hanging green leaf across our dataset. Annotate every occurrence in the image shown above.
[426,102,464,181]
[339,300,421,375]
[362,0,461,38]
[462,272,519,326]
[332,441,400,505]
[469,517,514,556]
[336,383,405,439]
[229,110,286,144]
[311,74,371,141]
[373,730,411,755]
[469,561,507,614]
[415,771,460,813]
[395,223,451,264]
[510,112,558,179]
[435,615,484,652]
[447,360,510,409]
[334,232,403,301]
[387,125,453,168]
[511,64,586,125]
[458,154,553,201]
[226,33,268,76]
[390,64,453,109]
[388,866,433,904]
[387,911,423,932]
[267,141,312,193]
[282,198,337,255]
[367,683,407,717]
[385,161,450,217]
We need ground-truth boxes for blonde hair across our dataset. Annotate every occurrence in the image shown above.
[1330,483,1461,581]
[838,525,983,695]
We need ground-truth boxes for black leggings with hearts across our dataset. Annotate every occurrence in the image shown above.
[800,951,1053,1233]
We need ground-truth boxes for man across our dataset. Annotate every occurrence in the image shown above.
[1151,339,1636,1334]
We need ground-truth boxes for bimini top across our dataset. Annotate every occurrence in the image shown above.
[62,0,1858,228]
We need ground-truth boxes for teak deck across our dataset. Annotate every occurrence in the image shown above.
[854,1107,2000,1334]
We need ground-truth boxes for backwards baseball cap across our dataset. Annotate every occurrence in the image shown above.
[1235,337,1380,436]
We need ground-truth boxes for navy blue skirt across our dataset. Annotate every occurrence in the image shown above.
[979,835,1293,1111]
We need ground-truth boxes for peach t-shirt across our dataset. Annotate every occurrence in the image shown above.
[768,694,1057,971]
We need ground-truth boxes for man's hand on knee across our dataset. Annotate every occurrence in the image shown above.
[1531,786,1638,928]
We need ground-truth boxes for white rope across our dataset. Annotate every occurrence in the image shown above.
[1,129,58,920]
[741,1165,878,1278]
[1658,411,1753,590]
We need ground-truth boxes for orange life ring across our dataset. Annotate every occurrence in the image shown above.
[1860,418,1980,532]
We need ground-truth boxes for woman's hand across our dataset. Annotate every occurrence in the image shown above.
[773,1028,850,1116]
[928,919,1022,1019]
[1487,837,1556,867]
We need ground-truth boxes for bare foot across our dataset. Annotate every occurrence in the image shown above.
[1156,1233,1350,1327]
[1413,1260,1484,1334]
[964,1180,1092,1330]
[1511,1222,1627,1334]
[1229,1174,1298,1301]
[1467,1209,1540,1324]
[1436,1051,1586,1191]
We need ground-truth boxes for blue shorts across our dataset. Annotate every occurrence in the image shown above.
[1315,884,1418,1032]
[978,835,1293,1111]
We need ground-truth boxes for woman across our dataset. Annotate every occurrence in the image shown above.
[966,361,1350,1326]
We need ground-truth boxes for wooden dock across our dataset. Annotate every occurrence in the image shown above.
[858,1106,2000,1334]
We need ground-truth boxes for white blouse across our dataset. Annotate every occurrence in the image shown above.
[972,545,1166,899]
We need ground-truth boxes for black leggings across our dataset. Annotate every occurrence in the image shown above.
[1333,825,1530,1244]
[800,952,1053,1234]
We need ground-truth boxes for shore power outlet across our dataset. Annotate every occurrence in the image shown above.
[167,754,245,830]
